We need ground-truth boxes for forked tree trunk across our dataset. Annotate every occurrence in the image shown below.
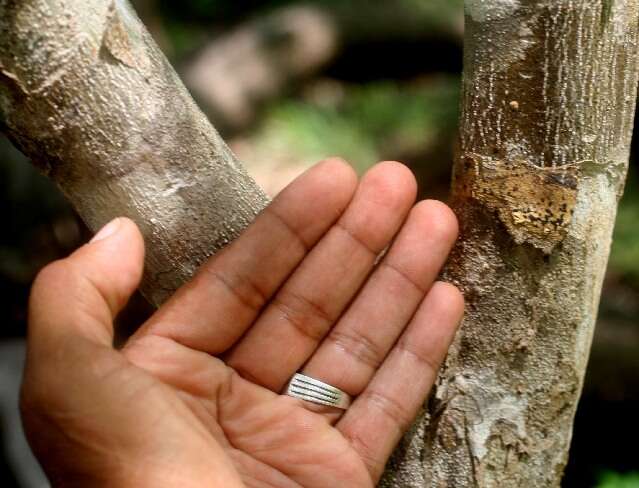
[1,1,638,487]
[381,1,639,486]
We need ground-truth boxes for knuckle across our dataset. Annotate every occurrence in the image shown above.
[202,267,267,313]
[397,340,441,376]
[345,429,385,476]
[381,260,427,295]
[272,290,333,341]
[29,260,80,314]
[363,389,412,431]
[32,260,72,294]
[328,328,385,368]
[335,221,378,257]
[264,205,311,252]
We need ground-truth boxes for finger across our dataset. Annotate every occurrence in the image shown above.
[134,158,358,354]
[302,200,458,402]
[226,161,417,391]
[28,217,145,354]
[336,282,464,482]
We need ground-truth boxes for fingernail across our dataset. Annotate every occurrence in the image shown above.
[90,218,122,243]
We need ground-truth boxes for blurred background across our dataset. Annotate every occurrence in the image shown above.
[0,1,637,486]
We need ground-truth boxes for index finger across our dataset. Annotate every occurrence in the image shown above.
[131,158,358,354]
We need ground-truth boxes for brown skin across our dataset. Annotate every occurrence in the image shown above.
[21,160,464,488]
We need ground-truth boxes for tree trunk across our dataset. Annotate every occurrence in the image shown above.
[2,1,638,487]
[0,0,269,306]
[381,1,639,486]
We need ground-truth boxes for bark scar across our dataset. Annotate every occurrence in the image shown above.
[0,63,29,95]
[457,154,579,254]
[102,1,143,69]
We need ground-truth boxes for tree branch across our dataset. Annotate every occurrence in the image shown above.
[0,0,269,306]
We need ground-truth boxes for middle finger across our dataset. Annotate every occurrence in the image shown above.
[302,200,458,403]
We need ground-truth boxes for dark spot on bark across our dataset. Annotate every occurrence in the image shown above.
[459,154,579,254]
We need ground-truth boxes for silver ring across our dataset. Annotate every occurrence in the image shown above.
[285,373,352,410]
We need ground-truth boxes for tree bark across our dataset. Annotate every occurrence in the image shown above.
[381,1,639,486]
[2,1,638,487]
[0,0,269,306]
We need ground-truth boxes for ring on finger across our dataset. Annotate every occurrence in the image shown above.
[284,373,352,410]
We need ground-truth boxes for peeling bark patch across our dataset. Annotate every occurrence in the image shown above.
[459,154,578,254]
[102,2,139,68]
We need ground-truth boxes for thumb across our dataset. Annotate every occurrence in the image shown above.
[28,217,145,350]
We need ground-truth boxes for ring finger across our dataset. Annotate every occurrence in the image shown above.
[297,200,458,416]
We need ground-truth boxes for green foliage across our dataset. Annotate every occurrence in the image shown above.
[248,78,460,173]
[597,471,639,488]
[610,170,639,283]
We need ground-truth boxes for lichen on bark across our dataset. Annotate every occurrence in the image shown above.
[381,1,639,487]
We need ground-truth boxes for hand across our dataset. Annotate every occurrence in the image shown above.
[21,160,464,487]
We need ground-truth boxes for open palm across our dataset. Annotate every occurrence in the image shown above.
[22,160,463,487]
